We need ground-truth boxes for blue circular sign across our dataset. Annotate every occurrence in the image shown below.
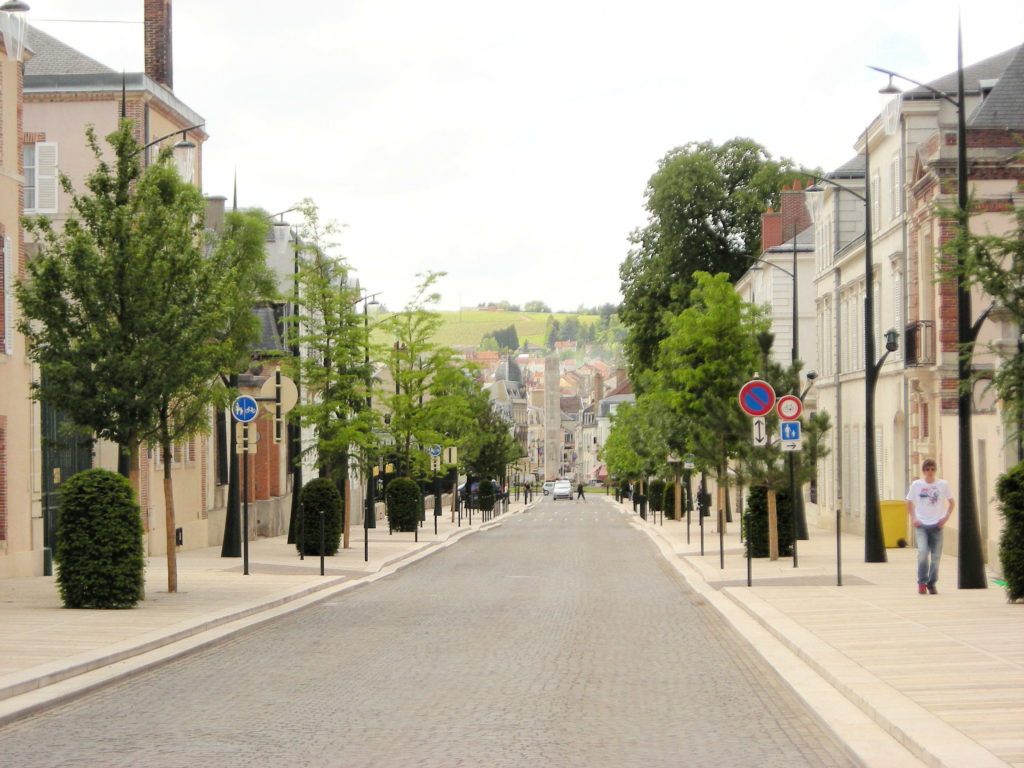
[232,395,259,423]
[738,380,776,417]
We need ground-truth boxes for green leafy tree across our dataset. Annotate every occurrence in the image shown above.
[379,272,459,477]
[284,200,376,486]
[19,120,274,593]
[619,138,799,378]
[958,202,1024,444]
[461,398,522,481]
[525,300,551,313]
[646,272,768,514]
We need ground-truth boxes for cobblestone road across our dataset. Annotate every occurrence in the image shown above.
[1,499,853,767]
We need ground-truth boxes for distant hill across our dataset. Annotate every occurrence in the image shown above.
[370,308,600,348]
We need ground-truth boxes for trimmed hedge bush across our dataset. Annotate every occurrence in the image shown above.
[996,461,1024,602]
[663,482,679,520]
[386,477,420,532]
[744,485,793,558]
[478,478,496,512]
[648,480,665,513]
[54,468,145,609]
[296,478,343,556]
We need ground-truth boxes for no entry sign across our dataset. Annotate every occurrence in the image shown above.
[738,380,776,417]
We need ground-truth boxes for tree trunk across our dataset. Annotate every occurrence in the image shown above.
[162,435,178,593]
[767,488,779,561]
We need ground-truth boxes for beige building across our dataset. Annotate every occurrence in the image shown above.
[810,45,1023,573]
[0,8,35,578]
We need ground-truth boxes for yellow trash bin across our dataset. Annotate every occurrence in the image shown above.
[879,500,908,548]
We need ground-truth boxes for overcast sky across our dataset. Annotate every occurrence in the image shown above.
[22,1,1024,312]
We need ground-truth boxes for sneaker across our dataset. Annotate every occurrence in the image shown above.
[918,584,927,595]
[927,584,937,595]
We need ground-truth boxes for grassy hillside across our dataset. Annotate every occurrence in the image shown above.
[371,309,600,348]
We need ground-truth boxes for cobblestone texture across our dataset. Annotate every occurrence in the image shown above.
[1,500,853,767]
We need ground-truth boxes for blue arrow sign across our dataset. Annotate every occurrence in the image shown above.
[780,421,801,441]
[232,395,259,423]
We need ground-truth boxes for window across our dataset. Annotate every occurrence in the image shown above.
[890,156,902,218]
[24,142,59,215]
[871,174,881,230]
[3,234,12,355]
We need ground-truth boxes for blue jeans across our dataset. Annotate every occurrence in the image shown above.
[915,524,944,586]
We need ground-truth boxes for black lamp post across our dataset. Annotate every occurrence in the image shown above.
[806,158,895,562]
[357,291,382,562]
[869,32,987,587]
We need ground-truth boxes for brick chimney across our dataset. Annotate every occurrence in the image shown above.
[761,205,782,250]
[593,373,604,406]
[145,0,173,89]
[779,180,812,242]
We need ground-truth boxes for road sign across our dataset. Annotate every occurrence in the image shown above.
[444,446,458,464]
[738,380,776,417]
[428,444,442,458]
[232,395,259,423]
[234,422,259,454]
[780,421,801,441]
[684,453,695,469]
[781,440,801,452]
[260,373,298,414]
[752,416,768,447]
[431,456,440,472]
[776,395,803,421]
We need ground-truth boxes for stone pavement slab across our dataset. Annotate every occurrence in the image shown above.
[0,501,521,720]
[627,502,1024,768]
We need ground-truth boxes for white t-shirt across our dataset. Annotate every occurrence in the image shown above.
[905,479,953,526]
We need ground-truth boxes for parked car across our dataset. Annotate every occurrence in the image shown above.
[542,481,555,495]
[553,480,572,500]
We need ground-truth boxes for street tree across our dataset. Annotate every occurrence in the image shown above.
[958,202,1024,443]
[18,120,275,592]
[646,272,768,519]
[619,138,800,378]
[284,200,376,488]
[378,271,459,477]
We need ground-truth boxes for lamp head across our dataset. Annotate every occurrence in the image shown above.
[884,328,900,352]
[805,370,818,381]
[0,1,30,11]
[879,75,902,95]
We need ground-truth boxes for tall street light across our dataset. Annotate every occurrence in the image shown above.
[356,291,381,561]
[806,160,896,563]
[869,28,987,588]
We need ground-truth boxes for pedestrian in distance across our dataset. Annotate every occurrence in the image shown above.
[576,482,585,502]
[905,458,955,595]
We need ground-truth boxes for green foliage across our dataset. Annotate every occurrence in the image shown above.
[296,478,343,556]
[957,202,1024,445]
[524,300,551,313]
[478,478,497,512]
[744,485,793,558]
[996,462,1024,602]
[54,469,144,609]
[284,199,376,482]
[620,138,799,375]
[663,481,679,520]
[648,479,665,512]
[482,324,519,351]
[386,477,421,532]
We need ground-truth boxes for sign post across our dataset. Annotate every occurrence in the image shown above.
[231,395,259,575]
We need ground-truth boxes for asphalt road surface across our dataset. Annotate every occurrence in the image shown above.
[1,497,853,767]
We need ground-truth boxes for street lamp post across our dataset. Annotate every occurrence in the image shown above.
[870,32,987,587]
[357,291,381,562]
[806,159,894,562]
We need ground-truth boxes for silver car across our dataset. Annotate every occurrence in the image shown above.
[553,480,572,500]
[542,481,555,495]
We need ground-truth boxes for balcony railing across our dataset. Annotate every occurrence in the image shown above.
[905,320,935,366]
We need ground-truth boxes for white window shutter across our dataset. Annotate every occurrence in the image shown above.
[34,142,59,214]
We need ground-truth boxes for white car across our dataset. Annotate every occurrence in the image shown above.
[542,481,555,495]
[553,480,572,500]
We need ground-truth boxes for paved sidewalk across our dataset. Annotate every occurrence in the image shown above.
[624,500,1024,768]
[0,500,524,725]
